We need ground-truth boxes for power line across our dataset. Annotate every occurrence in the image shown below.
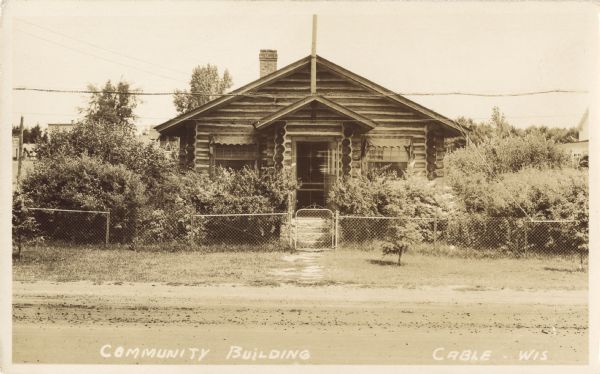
[15,29,184,83]
[15,18,190,77]
[402,89,587,97]
[12,111,171,121]
[13,110,581,124]
[12,87,588,98]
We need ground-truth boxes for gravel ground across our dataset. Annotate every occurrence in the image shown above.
[12,281,587,365]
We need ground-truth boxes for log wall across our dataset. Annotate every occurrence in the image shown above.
[186,62,448,177]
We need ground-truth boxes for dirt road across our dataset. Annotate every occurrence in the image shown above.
[12,281,587,365]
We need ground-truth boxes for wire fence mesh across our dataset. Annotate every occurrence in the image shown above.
[14,207,588,267]
[191,213,292,248]
[337,215,587,263]
[21,208,110,245]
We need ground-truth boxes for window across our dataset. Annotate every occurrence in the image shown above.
[366,141,409,176]
[213,144,257,171]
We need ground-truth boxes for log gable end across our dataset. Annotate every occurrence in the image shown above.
[156,55,464,180]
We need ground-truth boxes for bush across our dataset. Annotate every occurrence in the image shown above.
[444,133,586,257]
[21,155,147,243]
[36,120,174,185]
[12,191,39,257]
[443,168,588,255]
[142,167,297,245]
[329,173,457,244]
[447,133,568,182]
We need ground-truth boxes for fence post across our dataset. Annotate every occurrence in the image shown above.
[507,218,512,251]
[105,212,110,246]
[433,216,438,251]
[334,210,339,249]
[523,219,528,257]
[190,214,195,246]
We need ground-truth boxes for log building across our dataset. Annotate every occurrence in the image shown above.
[156,50,465,210]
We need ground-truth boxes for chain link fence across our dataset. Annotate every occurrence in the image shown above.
[336,215,587,265]
[15,207,293,251]
[15,207,587,267]
[20,208,110,245]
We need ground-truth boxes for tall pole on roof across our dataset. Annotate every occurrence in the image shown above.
[311,14,317,95]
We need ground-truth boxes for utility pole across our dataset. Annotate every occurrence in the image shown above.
[310,14,317,95]
[17,116,24,186]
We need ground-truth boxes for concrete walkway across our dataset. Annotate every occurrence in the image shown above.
[270,251,326,284]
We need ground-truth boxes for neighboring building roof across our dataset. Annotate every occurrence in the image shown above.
[48,122,74,129]
[155,54,463,136]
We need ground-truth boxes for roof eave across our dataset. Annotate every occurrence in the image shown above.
[253,95,377,130]
[316,55,464,136]
[155,56,312,134]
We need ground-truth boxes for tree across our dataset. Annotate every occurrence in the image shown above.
[490,106,514,138]
[81,80,139,126]
[11,124,45,143]
[522,125,579,144]
[382,220,421,266]
[173,64,233,114]
[36,120,173,185]
[28,124,43,143]
[455,117,494,145]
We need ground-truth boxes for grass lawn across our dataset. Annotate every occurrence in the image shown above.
[13,244,587,290]
[319,248,588,290]
[13,245,288,285]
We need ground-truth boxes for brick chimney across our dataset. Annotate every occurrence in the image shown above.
[259,49,278,78]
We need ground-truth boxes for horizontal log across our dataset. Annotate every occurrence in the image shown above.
[285,131,343,137]
[215,108,279,114]
[353,110,414,116]
[284,120,346,126]
[317,88,372,95]
[285,125,342,131]
[203,112,266,119]
[333,97,403,105]
[198,117,257,122]
[228,101,291,107]
[369,123,426,129]
[196,123,253,129]
[257,85,312,92]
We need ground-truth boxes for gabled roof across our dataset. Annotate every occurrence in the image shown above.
[316,56,463,135]
[155,56,311,133]
[254,95,377,130]
[155,54,464,136]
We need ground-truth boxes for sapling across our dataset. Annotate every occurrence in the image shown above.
[381,220,421,266]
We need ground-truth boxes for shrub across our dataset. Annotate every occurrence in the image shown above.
[36,120,174,185]
[446,133,569,182]
[443,168,588,255]
[327,174,391,216]
[382,219,422,265]
[329,173,457,244]
[21,155,147,243]
[12,191,39,258]
[143,167,297,245]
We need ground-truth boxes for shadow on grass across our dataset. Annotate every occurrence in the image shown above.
[543,266,586,273]
[367,259,401,267]
[246,279,281,287]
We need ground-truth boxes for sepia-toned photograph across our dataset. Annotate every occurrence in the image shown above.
[1,1,597,371]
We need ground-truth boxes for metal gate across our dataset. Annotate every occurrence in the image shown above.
[294,209,334,251]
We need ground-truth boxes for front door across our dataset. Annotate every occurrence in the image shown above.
[296,141,330,209]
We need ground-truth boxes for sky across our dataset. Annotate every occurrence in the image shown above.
[4,1,599,131]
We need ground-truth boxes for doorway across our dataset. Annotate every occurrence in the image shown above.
[296,141,330,209]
